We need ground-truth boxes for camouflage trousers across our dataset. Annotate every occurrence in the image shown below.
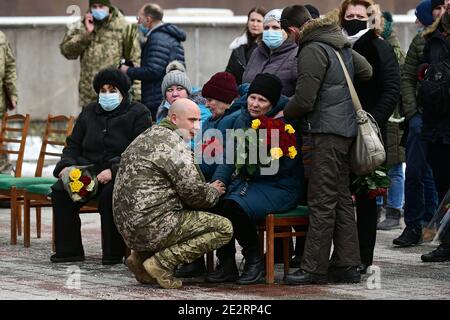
[146,211,233,270]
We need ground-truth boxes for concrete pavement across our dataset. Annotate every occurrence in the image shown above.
[1,208,449,300]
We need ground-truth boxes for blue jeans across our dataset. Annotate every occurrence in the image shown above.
[403,114,439,228]
[386,163,405,209]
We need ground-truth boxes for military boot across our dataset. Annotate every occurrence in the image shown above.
[143,256,182,289]
[377,208,401,230]
[126,250,155,284]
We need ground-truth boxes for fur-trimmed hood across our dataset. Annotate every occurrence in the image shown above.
[299,9,351,50]
[422,15,442,38]
[229,33,248,50]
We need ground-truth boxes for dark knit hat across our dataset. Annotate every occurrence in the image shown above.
[202,72,239,104]
[416,0,433,27]
[305,4,320,19]
[431,0,444,10]
[93,68,131,97]
[248,73,282,107]
[89,0,111,7]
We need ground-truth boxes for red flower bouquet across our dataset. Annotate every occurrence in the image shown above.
[235,115,298,177]
[353,167,390,199]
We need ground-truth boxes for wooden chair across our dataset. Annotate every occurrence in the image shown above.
[0,113,30,244]
[259,206,309,284]
[0,115,74,245]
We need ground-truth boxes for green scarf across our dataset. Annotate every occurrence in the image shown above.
[159,117,178,132]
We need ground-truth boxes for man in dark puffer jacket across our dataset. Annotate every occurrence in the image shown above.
[120,3,186,120]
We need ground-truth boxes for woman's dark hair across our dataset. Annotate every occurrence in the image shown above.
[245,7,267,47]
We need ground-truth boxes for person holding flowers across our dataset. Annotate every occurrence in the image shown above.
[205,73,304,285]
[50,68,152,265]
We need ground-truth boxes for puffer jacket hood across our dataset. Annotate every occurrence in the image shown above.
[153,23,187,42]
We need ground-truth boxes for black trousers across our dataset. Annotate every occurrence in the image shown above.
[214,200,259,261]
[428,141,450,247]
[51,180,125,258]
[355,194,378,266]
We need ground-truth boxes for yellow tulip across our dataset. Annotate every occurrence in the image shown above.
[69,168,82,181]
[69,180,84,193]
[270,147,284,160]
[288,146,298,159]
[285,124,295,134]
[251,119,261,130]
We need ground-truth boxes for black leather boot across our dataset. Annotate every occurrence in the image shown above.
[174,257,207,278]
[236,248,264,285]
[205,257,239,283]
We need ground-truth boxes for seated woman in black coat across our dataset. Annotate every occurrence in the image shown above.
[50,68,152,265]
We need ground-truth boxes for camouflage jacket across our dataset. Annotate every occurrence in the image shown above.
[60,6,141,108]
[113,120,220,251]
[0,31,18,114]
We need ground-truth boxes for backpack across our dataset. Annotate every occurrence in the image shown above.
[418,57,450,116]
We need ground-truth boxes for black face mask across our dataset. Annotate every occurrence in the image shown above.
[343,19,368,36]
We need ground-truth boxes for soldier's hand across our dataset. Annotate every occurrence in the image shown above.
[8,99,17,111]
[119,65,129,74]
[210,180,226,196]
[84,13,95,33]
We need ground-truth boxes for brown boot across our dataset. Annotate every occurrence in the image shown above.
[126,251,155,284]
[143,256,182,289]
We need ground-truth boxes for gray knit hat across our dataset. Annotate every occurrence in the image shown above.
[161,61,192,95]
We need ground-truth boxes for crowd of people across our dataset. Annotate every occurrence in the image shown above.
[2,0,450,289]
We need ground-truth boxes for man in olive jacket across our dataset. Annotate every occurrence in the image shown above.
[113,99,232,289]
[280,6,373,285]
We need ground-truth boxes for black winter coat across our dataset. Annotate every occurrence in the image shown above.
[421,26,450,144]
[353,30,400,136]
[54,98,152,178]
[127,24,186,119]
[225,42,258,85]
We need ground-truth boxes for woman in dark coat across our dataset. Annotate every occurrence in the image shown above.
[225,7,266,85]
[50,68,152,265]
[339,0,400,273]
[205,73,304,285]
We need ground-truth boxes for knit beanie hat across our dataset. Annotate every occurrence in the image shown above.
[382,11,394,39]
[202,72,239,104]
[248,73,282,107]
[93,67,131,97]
[89,0,111,7]
[415,0,433,27]
[431,0,444,10]
[264,9,283,25]
[161,61,192,96]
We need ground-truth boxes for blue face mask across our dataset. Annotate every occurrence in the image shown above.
[262,30,284,49]
[99,92,122,111]
[139,23,150,35]
[91,8,109,21]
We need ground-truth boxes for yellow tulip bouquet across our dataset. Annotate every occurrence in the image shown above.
[61,165,98,203]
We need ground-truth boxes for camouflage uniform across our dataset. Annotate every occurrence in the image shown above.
[113,121,233,270]
[0,31,17,173]
[60,6,141,108]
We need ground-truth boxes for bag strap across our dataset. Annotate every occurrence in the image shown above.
[332,48,363,113]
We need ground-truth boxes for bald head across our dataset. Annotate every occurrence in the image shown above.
[168,98,201,141]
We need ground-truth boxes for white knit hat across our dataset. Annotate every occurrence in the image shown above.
[264,9,282,25]
[161,61,192,95]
